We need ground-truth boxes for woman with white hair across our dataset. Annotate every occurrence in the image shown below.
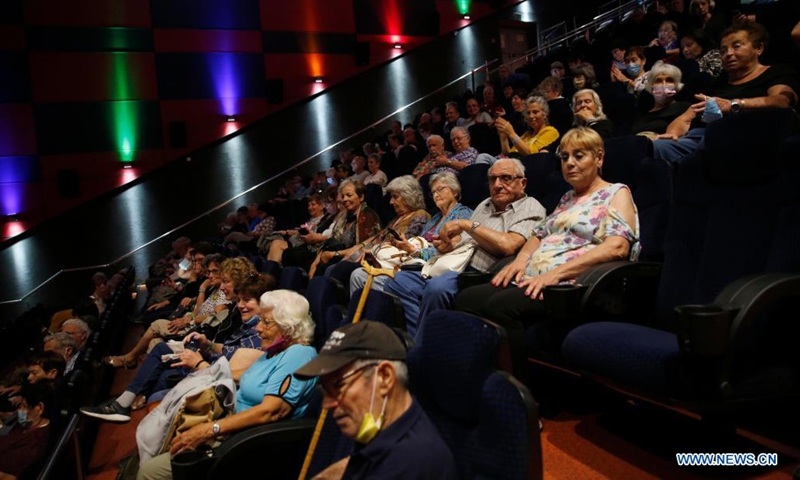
[632,61,692,137]
[322,175,431,283]
[135,289,318,480]
[496,96,560,156]
[435,126,479,173]
[572,89,615,139]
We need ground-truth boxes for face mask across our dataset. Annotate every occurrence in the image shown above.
[17,409,28,424]
[573,79,585,90]
[264,335,287,357]
[627,63,642,76]
[355,370,388,444]
[652,85,677,103]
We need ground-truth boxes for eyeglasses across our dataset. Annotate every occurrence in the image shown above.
[432,186,451,196]
[488,174,524,185]
[451,135,467,142]
[321,362,378,398]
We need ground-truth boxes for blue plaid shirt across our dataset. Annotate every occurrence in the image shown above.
[212,313,261,361]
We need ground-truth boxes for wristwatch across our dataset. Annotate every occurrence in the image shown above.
[469,221,481,234]
[730,99,743,114]
[212,422,221,437]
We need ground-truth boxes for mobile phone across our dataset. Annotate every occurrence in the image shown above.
[299,227,310,235]
[186,339,200,351]
[178,258,191,271]
[388,228,401,240]
[363,252,382,269]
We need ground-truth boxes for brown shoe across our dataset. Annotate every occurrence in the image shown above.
[131,395,147,411]
[102,355,137,369]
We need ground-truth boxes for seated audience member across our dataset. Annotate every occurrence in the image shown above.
[403,127,425,156]
[689,0,726,42]
[417,122,433,142]
[363,153,388,188]
[462,98,493,128]
[501,91,529,135]
[268,193,333,263]
[351,156,370,184]
[277,191,339,269]
[457,127,640,371]
[325,175,430,283]
[650,20,681,57]
[60,318,90,367]
[550,61,566,79]
[436,127,479,174]
[224,203,275,246]
[430,106,445,134]
[27,353,66,385]
[666,0,690,27]
[0,381,56,480]
[611,46,649,95]
[572,89,616,139]
[654,20,799,163]
[91,272,107,300]
[442,102,466,140]
[43,333,78,374]
[331,163,353,190]
[135,290,318,480]
[309,180,381,278]
[295,321,457,480]
[103,254,230,369]
[538,76,574,137]
[350,172,474,295]
[610,43,628,73]
[384,159,545,338]
[482,84,498,111]
[632,61,692,136]
[82,273,274,421]
[680,29,723,80]
[496,96,560,156]
[150,237,192,278]
[412,135,452,179]
[309,171,329,195]
[571,63,599,92]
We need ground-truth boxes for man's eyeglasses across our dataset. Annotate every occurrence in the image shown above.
[488,174,524,185]
[321,362,378,398]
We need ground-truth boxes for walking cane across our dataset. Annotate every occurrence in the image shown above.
[298,258,396,480]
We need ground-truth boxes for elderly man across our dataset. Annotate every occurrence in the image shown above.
[412,134,451,179]
[43,333,79,374]
[435,126,479,174]
[61,318,90,372]
[442,101,466,140]
[385,158,545,338]
[295,321,457,480]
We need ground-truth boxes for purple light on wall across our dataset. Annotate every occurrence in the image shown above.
[209,52,240,117]
[0,156,38,215]
[1,183,24,216]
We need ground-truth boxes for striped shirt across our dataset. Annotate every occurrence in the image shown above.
[463,195,546,273]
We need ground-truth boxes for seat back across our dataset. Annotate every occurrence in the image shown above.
[418,172,436,212]
[364,183,384,213]
[459,163,491,210]
[407,310,542,480]
[305,276,347,348]
[345,289,406,330]
[469,123,501,155]
[520,152,558,202]
[279,266,308,293]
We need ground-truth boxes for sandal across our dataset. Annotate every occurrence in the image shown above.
[103,355,137,369]
[131,395,147,411]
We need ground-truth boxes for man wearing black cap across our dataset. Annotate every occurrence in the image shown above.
[295,321,456,479]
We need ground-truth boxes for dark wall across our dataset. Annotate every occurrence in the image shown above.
[0,0,513,241]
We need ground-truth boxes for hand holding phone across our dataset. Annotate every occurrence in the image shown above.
[388,228,401,240]
[299,227,310,235]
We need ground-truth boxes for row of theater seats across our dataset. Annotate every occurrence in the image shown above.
[39,267,137,479]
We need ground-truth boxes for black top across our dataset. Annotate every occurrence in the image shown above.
[547,97,574,139]
[710,64,799,102]
[631,101,692,134]
[342,398,457,480]
[588,118,615,139]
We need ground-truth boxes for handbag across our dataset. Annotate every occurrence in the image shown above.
[421,242,476,278]
[372,237,428,270]
[161,387,228,455]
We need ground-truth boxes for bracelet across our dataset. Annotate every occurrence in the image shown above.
[187,312,195,321]
[192,359,206,370]
[518,252,531,259]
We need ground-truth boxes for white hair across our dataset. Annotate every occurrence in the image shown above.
[450,126,470,141]
[62,318,90,336]
[644,60,684,93]
[354,358,409,388]
[259,290,315,343]
[491,157,526,177]
[429,171,462,200]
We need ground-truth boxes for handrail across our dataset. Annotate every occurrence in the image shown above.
[38,414,80,480]
[0,58,498,307]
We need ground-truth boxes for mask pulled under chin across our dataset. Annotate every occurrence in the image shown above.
[263,335,288,357]
[355,371,388,444]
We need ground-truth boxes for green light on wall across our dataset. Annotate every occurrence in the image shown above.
[110,53,138,162]
[457,0,471,15]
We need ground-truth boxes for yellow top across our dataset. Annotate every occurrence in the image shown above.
[511,125,560,154]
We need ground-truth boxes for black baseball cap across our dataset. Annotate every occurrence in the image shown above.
[295,321,407,378]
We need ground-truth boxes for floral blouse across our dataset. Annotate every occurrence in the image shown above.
[525,183,640,279]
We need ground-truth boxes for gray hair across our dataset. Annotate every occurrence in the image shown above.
[490,158,526,177]
[62,318,90,337]
[445,101,460,112]
[429,171,462,200]
[572,89,608,124]
[426,134,444,146]
[362,142,376,155]
[644,60,684,93]
[386,175,426,212]
[526,95,550,119]
[44,332,78,351]
[450,126,470,141]
[354,358,409,389]
[259,290,315,343]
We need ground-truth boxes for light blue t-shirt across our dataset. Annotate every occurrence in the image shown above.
[235,344,318,417]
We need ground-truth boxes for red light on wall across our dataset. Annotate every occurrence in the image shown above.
[4,221,25,238]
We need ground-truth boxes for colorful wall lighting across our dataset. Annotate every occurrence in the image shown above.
[456,0,472,16]
[110,54,138,163]
[314,76,323,83]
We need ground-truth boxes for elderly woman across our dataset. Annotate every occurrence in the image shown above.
[572,89,615,139]
[680,29,723,78]
[611,46,648,95]
[412,134,451,179]
[496,96,560,156]
[654,20,799,163]
[103,254,238,369]
[135,290,317,480]
[650,20,680,57]
[351,156,370,183]
[82,271,275,420]
[689,0,725,42]
[348,171,473,295]
[433,126,479,173]
[277,189,339,270]
[324,175,430,285]
[0,381,55,480]
[267,193,331,263]
[462,97,493,128]
[457,127,640,372]
[632,61,692,137]
[309,180,381,278]
[572,64,598,92]
[363,153,388,187]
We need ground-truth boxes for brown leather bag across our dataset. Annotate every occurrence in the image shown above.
[160,387,228,455]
